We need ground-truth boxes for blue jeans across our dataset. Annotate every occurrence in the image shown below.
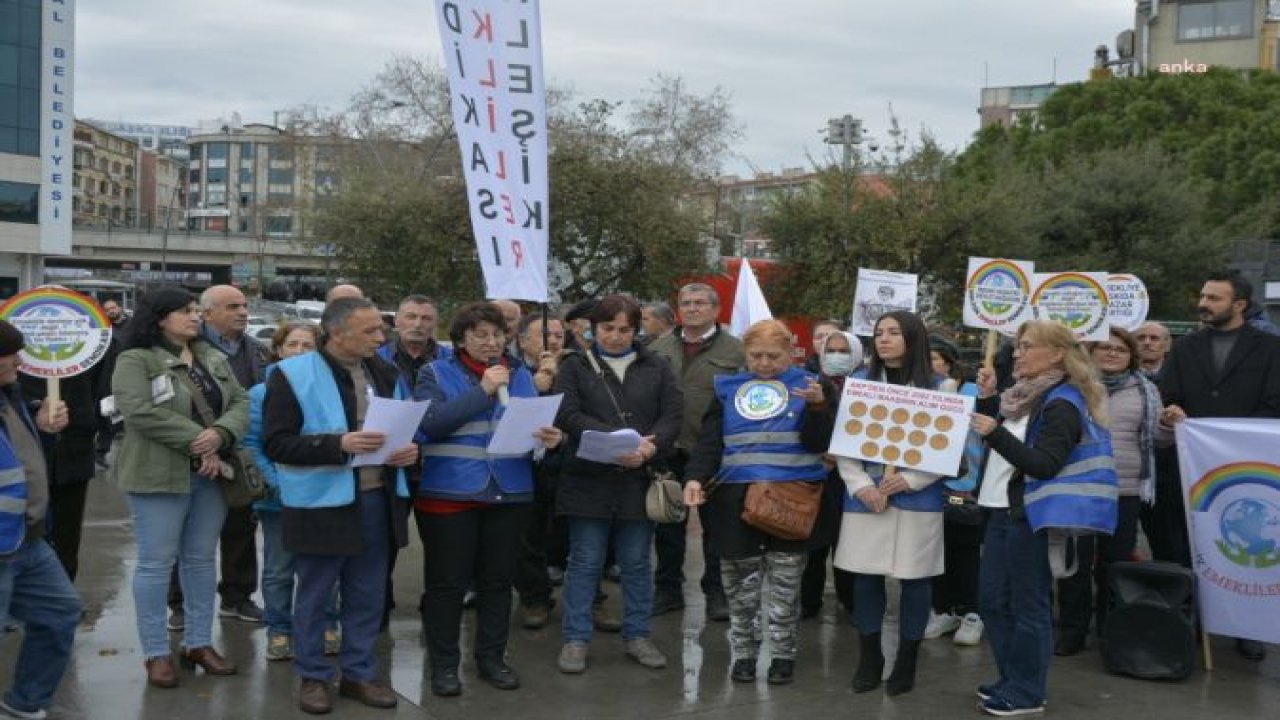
[293,490,389,682]
[127,473,228,658]
[259,511,340,636]
[563,516,653,643]
[852,574,931,641]
[980,510,1052,707]
[0,538,82,715]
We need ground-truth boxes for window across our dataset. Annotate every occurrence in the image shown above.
[266,216,293,235]
[206,142,229,160]
[1178,0,1254,40]
[189,169,201,184]
[269,143,294,163]
[0,0,40,156]
[206,167,228,184]
[240,142,255,159]
[238,168,253,184]
[0,180,37,224]
[268,167,294,185]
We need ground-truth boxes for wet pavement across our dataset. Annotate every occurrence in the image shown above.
[2,474,1278,719]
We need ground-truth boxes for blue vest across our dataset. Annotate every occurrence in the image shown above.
[945,381,985,492]
[418,357,537,499]
[714,367,826,485]
[246,366,284,513]
[843,370,946,514]
[0,430,27,556]
[274,353,409,509]
[1024,384,1119,535]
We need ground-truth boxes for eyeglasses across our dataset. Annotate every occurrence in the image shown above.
[1094,344,1130,356]
[1015,341,1040,353]
[464,331,504,345]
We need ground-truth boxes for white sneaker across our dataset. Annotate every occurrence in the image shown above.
[954,613,985,646]
[924,611,961,639]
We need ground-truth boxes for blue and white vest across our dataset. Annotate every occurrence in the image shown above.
[714,367,826,485]
[1024,384,1119,535]
[0,430,27,556]
[274,352,409,509]
[843,370,946,514]
[418,357,537,498]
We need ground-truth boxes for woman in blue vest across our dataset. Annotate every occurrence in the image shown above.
[970,320,1114,717]
[414,301,562,698]
[835,310,945,697]
[683,319,836,686]
[552,294,681,676]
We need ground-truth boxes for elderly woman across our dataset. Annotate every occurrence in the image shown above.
[553,294,681,675]
[684,319,837,685]
[415,302,562,698]
[970,320,1115,717]
[112,287,249,688]
[836,310,945,697]
[1054,326,1160,656]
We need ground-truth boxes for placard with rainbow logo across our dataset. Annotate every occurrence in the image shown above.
[0,286,113,378]
[1030,272,1111,341]
[963,257,1035,334]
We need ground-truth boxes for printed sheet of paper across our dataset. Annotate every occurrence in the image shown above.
[352,397,431,467]
[828,378,973,476]
[577,428,642,464]
[488,394,564,455]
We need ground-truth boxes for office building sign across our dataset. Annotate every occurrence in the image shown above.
[40,0,75,255]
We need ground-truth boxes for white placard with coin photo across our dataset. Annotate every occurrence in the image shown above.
[828,378,974,477]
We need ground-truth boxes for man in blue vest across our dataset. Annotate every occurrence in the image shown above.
[262,298,418,714]
[0,318,83,720]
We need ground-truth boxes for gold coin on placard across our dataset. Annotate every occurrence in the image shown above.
[909,430,927,447]
[867,424,885,440]
[887,426,906,443]
[870,405,890,421]
[935,415,955,432]
[930,434,950,451]
[912,411,932,428]
[904,448,923,465]
[891,408,910,425]
[882,445,901,463]
[861,441,880,458]
[844,419,863,435]
[850,401,869,417]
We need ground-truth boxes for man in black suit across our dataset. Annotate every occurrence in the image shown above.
[1159,271,1280,661]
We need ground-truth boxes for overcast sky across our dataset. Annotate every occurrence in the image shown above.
[77,0,1133,176]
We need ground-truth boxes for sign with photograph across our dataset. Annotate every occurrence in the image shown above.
[851,268,918,337]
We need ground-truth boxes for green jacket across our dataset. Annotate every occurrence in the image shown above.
[649,325,744,450]
[111,340,250,493]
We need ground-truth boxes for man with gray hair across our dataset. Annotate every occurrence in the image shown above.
[325,284,365,303]
[263,297,417,713]
[641,301,676,346]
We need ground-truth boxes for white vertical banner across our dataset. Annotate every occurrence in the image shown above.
[40,0,75,255]
[1176,418,1280,644]
[435,0,549,302]
[730,259,772,337]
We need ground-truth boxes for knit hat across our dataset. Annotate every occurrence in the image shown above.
[0,319,24,357]
[928,334,959,365]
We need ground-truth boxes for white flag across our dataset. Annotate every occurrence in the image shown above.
[730,259,773,337]
[435,0,549,301]
[1175,418,1280,644]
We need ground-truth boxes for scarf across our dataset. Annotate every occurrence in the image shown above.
[1103,370,1161,505]
[998,370,1066,421]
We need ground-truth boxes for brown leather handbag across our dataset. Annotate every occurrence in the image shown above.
[741,480,823,541]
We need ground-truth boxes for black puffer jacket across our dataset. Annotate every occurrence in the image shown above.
[553,344,682,520]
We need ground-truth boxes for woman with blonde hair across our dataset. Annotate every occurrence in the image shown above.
[684,319,838,685]
[969,320,1116,717]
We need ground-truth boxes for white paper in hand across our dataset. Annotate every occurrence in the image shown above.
[488,394,563,456]
[352,397,431,467]
[577,429,642,464]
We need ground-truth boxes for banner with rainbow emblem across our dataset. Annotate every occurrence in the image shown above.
[0,286,113,379]
[1030,272,1111,341]
[1176,418,1280,644]
[963,257,1035,334]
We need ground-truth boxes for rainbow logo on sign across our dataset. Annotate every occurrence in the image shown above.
[966,259,1031,328]
[1190,462,1280,569]
[0,287,113,379]
[1031,272,1110,339]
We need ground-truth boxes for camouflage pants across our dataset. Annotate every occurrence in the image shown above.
[720,551,808,661]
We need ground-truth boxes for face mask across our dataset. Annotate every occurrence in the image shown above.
[582,329,594,342]
[821,351,857,377]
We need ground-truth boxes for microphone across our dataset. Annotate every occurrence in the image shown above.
[488,357,509,405]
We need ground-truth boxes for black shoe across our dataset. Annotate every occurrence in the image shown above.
[462,590,477,609]
[885,639,920,696]
[705,592,730,622]
[651,590,685,617]
[767,658,795,685]
[1236,638,1267,661]
[1054,635,1085,657]
[430,668,462,697]
[730,658,756,683]
[477,659,520,690]
[852,633,884,693]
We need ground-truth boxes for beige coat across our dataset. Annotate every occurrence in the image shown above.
[832,458,944,580]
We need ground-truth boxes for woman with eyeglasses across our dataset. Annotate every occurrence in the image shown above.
[969,320,1116,717]
[1053,327,1162,657]
[414,302,563,697]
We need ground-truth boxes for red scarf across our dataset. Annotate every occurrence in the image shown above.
[458,350,507,378]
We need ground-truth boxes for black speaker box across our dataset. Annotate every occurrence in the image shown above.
[1101,561,1197,681]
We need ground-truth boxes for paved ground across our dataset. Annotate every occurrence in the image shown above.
[2,473,1277,719]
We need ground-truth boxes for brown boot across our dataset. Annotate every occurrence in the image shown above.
[338,678,398,708]
[299,679,333,715]
[145,656,179,688]
[181,646,238,675]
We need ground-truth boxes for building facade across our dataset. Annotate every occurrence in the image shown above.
[88,119,194,161]
[977,83,1060,129]
[1135,0,1280,73]
[72,120,139,229]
